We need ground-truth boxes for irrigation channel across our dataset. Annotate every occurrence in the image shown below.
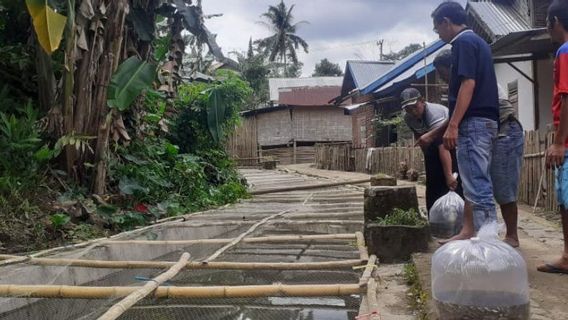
[0,169,379,320]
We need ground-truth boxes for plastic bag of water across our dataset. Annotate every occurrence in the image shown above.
[429,190,464,238]
[431,223,530,320]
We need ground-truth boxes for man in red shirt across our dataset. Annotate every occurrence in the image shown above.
[539,0,568,274]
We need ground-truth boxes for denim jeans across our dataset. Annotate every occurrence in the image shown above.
[491,120,524,205]
[555,151,568,209]
[457,117,498,230]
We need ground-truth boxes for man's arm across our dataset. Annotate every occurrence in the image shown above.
[547,94,568,169]
[438,144,457,190]
[443,79,475,150]
[415,119,448,148]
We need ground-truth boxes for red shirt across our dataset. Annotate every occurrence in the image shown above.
[553,42,568,147]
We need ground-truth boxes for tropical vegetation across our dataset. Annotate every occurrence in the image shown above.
[0,0,250,252]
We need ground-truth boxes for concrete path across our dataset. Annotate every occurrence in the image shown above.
[284,163,568,320]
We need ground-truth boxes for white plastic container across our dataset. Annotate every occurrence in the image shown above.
[431,223,530,320]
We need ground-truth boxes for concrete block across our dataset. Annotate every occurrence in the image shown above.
[370,174,396,186]
[364,186,419,222]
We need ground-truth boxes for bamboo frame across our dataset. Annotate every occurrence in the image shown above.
[355,232,369,261]
[162,219,364,228]
[97,252,190,320]
[0,283,363,299]
[366,278,382,320]
[103,233,358,246]
[202,209,292,263]
[0,255,364,270]
[358,255,378,287]
[250,178,371,195]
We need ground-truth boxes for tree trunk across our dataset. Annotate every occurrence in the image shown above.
[63,0,77,176]
[34,34,55,113]
[91,0,130,194]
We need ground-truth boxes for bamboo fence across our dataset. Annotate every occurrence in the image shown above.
[225,117,258,166]
[315,130,560,212]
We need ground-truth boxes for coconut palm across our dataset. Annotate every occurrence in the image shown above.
[256,0,309,77]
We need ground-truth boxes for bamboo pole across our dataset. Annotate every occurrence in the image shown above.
[365,278,382,320]
[250,178,371,195]
[164,220,363,228]
[358,255,378,287]
[0,283,363,299]
[0,255,364,270]
[97,252,190,320]
[202,209,292,263]
[355,232,369,261]
[103,233,358,246]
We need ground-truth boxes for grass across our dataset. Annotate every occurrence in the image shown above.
[403,263,429,320]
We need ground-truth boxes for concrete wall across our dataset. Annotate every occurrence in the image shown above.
[351,105,375,149]
[494,61,536,131]
[536,58,554,131]
[256,107,352,147]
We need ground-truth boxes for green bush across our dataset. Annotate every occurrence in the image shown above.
[375,208,426,226]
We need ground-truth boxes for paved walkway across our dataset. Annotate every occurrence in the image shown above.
[283,164,568,320]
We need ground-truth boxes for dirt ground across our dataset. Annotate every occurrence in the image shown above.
[283,163,568,320]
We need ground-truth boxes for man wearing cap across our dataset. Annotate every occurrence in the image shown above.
[400,88,461,212]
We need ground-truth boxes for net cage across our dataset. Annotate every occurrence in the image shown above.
[0,170,379,320]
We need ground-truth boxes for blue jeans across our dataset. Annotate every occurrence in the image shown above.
[555,152,568,209]
[457,117,498,230]
[491,120,524,205]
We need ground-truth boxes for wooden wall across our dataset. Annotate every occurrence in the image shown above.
[225,117,258,166]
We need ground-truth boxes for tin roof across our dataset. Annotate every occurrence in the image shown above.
[360,40,446,95]
[278,86,342,106]
[467,1,531,41]
[268,77,343,102]
[341,61,394,96]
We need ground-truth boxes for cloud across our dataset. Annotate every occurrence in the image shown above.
[201,0,468,76]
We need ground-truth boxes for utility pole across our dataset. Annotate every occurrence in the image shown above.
[377,39,384,61]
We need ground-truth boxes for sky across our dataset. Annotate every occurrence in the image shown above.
[201,0,468,77]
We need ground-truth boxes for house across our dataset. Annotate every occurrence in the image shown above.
[337,61,394,148]
[467,0,554,131]
[268,76,343,105]
[229,84,352,165]
[336,41,450,147]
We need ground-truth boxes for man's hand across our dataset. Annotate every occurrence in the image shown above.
[443,123,458,150]
[546,143,566,169]
[415,134,433,148]
[445,174,458,191]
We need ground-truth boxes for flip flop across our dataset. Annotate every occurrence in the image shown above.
[537,263,568,274]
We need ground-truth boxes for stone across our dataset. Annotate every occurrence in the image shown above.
[261,159,277,170]
[370,173,397,186]
[364,186,419,222]
[365,223,430,263]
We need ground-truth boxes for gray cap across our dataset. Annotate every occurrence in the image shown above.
[400,88,422,109]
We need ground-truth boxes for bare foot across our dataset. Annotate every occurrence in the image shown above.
[503,237,520,248]
[438,232,474,245]
[537,255,568,274]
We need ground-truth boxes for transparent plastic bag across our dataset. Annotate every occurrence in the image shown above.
[431,223,530,320]
[429,190,464,238]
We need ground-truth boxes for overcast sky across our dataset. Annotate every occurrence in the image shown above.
[201,0,468,77]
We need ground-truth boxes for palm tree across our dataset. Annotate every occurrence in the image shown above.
[256,1,309,77]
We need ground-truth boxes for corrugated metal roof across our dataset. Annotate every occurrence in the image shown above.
[278,86,342,106]
[268,77,343,102]
[468,1,531,39]
[346,60,394,89]
[361,40,446,95]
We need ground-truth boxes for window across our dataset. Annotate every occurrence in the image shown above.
[508,80,519,115]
